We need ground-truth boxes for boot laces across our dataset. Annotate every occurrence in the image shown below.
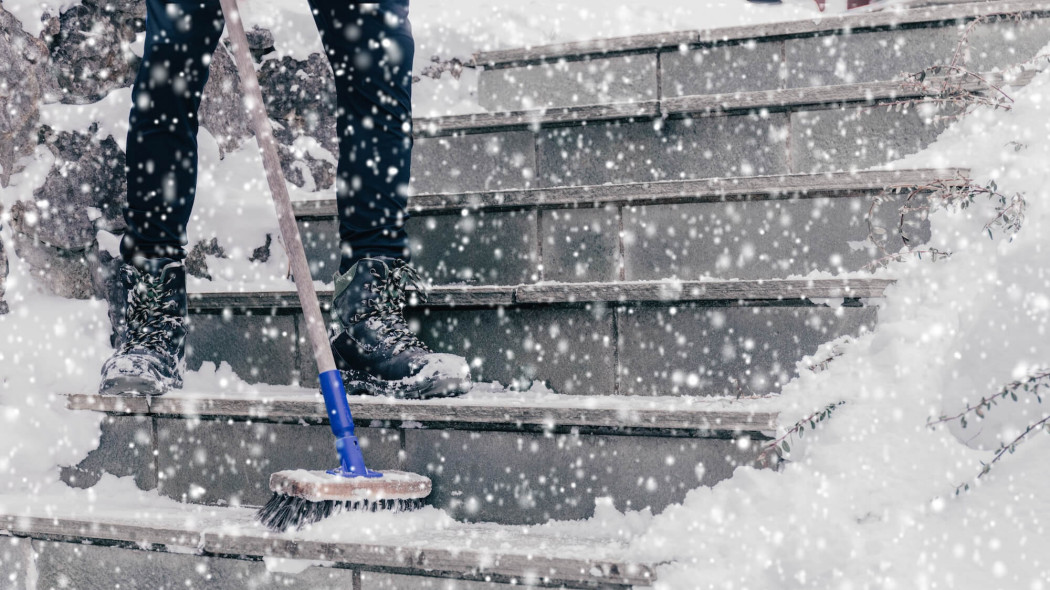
[119,268,183,355]
[352,260,431,356]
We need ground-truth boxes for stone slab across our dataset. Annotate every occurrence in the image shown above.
[621,193,929,280]
[61,414,157,491]
[661,39,785,97]
[617,304,878,396]
[34,540,358,590]
[536,114,790,187]
[404,428,754,525]
[410,306,616,395]
[154,418,402,507]
[789,105,951,174]
[784,26,961,88]
[478,54,658,112]
[413,131,537,195]
[407,209,540,285]
[0,536,34,590]
[186,313,297,386]
[362,571,517,589]
[541,205,621,282]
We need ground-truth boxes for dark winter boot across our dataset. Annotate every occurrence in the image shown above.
[98,258,187,396]
[330,257,471,399]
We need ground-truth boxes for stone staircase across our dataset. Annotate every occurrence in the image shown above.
[4,1,1050,588]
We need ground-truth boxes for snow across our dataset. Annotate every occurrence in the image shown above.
[1,0,1049,588]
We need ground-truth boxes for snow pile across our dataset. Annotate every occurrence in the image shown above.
[567,64,1050,588]
[0,233,105,497]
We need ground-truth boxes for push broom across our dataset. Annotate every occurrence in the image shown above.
[215,0,431,531]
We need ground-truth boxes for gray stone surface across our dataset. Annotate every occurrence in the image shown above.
[185,314,297,386]
[0,7,53,187]
[966,15,1050,73]
[18,127,126,250]
[298,218,342,281]
[411,306,616,395]
[363,571,515,589]
[47,3,139,104]
[541,206,620,283]
[621,194,929,280]
[790,105,950,174]
[0,536,34,590]
[199,43,254,158]
[478,54,658,111]
[413,131,536,194]
[34,541,359,589]
[537,114,790,187]
[661,39,784,97]
[784,26,960,88]
[61,414,157,491]
[10,229,98,299]
[617,305,878,396]
[300,209,541,285]
[404,428,751,524]
[409,210,539,285]
[155,418,402,506]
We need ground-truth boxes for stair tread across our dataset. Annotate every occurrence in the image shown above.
[1,500,657,586]
[293,169,969,216]
[65,387,780,433]
[416,70,1036,136]
[474,0,1050,67]
[185,277,897,312]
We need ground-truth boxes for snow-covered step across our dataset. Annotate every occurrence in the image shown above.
[296,170,957,284]
[61,389,773,524]
[188,278,895,312]
[180,279,883,396]
[473,0,1050,111]
[0,505,657,588]
[416,71,1036,138]
[66,389,778,435]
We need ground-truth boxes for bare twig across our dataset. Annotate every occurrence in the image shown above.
[757,401,846,464]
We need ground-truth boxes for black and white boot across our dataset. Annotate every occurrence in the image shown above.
[330,257,471,399]
[98,258,187,396]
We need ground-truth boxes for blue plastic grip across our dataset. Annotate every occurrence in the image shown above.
[318,370,380,478]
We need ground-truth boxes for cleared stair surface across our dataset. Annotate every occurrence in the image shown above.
[296,170,957,286]
[0,505,657,589]
[66,389,780,434]
[61,387,777,524]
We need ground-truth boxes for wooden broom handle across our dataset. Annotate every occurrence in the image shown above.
[217,0,337,375]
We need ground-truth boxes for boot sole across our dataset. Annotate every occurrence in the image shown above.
[98,375,171,397]
[340,368,471,400]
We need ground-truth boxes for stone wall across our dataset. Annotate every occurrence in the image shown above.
[0,1,339,300]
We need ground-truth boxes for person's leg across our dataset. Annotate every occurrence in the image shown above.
[102,0,224,396]
[307,0,469,398]
[306,0,415,273]
[121,0,225,265]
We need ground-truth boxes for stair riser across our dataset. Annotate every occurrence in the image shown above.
[301,192,929,283]
[12,539,547,590]
[477,16,1050,111]
[63,415,762,526]
[412,107,949,196]
[180,304,876,395]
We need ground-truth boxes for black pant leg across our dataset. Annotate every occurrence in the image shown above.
[121,0,225,264]
[307,0,415,274]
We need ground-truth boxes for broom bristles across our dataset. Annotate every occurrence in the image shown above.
[257,492,426,532]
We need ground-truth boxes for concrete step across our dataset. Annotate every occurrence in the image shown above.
[473,0,1050,111]
[181,278,887,395]
[295,169,958,284]
[0,505,657,588]
[61,389,776,523]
